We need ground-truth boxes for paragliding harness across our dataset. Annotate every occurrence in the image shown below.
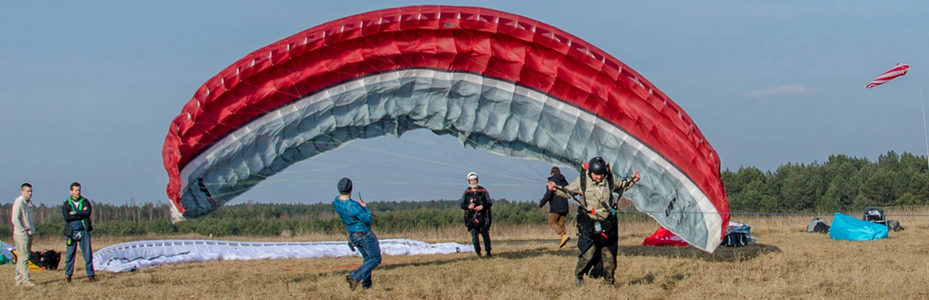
[463,187,489,231]
[11,249,61,270]
[575,161,619,243]
[32,250,61,270]
[465,209,485,230]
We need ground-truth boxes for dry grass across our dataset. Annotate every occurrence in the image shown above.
[3,212,929,299]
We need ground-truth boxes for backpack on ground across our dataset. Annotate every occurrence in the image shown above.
[22,249,61,270]
[722,232,749,247]
[807,218,830,233]
[722,222,754,247]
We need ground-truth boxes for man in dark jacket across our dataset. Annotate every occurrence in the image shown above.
[62,182,95,283]
[540,167,572,248]
[460,172,493,258]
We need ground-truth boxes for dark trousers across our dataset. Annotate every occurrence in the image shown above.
[64,230,94,277]
[575,234,617,282]
[574,213,618,282]
[469,226,491,255]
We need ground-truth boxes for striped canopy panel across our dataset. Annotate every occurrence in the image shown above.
[162,5,729,252]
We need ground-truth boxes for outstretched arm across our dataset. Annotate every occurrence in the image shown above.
[550,177,581,199]
[613,171,641,193]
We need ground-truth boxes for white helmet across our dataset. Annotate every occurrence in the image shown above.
[466,172,479,180]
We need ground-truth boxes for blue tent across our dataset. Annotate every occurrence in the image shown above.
[829,212,888,241]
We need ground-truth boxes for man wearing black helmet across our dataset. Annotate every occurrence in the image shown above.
[546,157,640,287]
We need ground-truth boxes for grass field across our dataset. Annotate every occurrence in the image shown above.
[2,210,929,299]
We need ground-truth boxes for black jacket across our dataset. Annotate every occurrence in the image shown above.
[62,197,93,237]
[461,185,493,223]
[460,185,492,210]
[540,173,570,213]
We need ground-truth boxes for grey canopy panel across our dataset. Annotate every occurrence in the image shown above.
[178,69,719,251]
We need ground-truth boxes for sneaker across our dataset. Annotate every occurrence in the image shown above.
[345,275,359,290]
[485,252,493,258]
[65,275,72,283]
[88,276,97,283]
[559,234,571,248]
[575,278,584,288]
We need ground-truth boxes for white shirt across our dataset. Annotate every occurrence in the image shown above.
[11,195,35,235]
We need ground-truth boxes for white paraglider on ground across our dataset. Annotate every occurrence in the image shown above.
[94,239,472,273]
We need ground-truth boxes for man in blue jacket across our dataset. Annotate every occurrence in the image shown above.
[333,177,381,290]
[62,182,95,283]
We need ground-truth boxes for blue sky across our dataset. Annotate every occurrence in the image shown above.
[2,1,928,206]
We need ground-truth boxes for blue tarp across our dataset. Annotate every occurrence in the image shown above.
[829,212,888,241]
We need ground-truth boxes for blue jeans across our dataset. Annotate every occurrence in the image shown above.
[348,231,381,288]
[64,230,95,277]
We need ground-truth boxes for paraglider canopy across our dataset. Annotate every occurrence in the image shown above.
[162,5,729,252]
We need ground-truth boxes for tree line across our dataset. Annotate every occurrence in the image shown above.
[2,151,927,238]
[0,198,653,238]
[724,151,929,213]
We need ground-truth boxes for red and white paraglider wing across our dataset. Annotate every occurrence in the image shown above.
[162,5,729,252]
